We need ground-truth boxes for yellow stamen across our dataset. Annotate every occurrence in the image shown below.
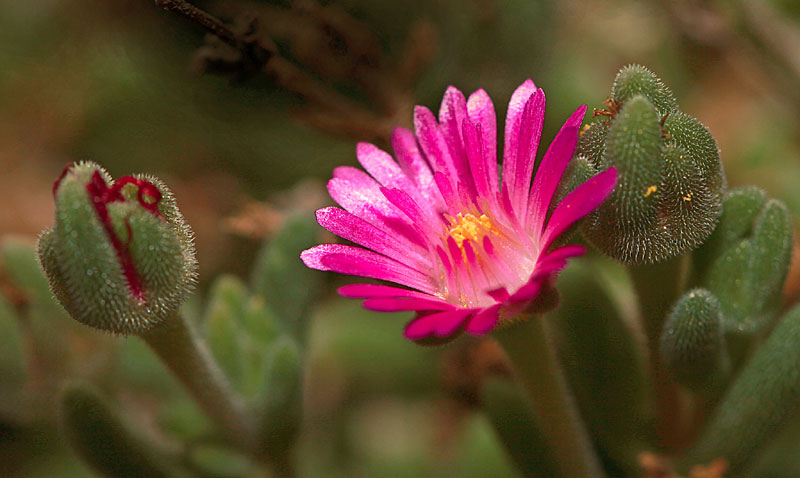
[644,185,658,197]
[448,213,496,248]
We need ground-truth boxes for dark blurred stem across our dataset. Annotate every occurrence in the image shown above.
[629,254,689,451]
[495,315,604,478]
[156,0,250,51]
[140,311,259,453]
[154,0,395,142]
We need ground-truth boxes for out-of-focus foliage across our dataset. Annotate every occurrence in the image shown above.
[2,0,800,476]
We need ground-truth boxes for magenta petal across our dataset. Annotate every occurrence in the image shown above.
[502,81,537,198]
[509,278,544,303]
[380,187,436,231]
[391,127,434,184]
[338,283,435,300]
[466,304,501,335]
[327,170,427,248]
[539,244,587,265]
[439,87,476,199]
[540,167,618,249]
[327,168,401,223]
[487,287,510,302]
[462,119,492,202]
[504,89,545,215]
[434,171,460,212]
[316,207,430,268]
[301,244,435,293]
[414,106,458,182]
[404,309,475,340]
[356,142,421,197]
[527,105,588,233]
[467,88,497,191]
[364,297,455,312]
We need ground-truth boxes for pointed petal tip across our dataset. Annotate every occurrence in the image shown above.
[300,246,326,270]
[567,104,589,127]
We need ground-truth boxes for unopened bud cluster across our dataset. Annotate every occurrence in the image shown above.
[577,65,725,264]
[38,162,197,335]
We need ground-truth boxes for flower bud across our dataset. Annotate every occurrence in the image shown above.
[38,161,197,335]
[660,288,728,391]
[612,64,677,117]
[581,66,725,264]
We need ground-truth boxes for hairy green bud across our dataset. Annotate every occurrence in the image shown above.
[612,64,677,117]
[582,95,663,263]
[582,66,725,264]
[38,162,197,335]
[576,120,609,168]
[681,305,800,473]
[660,289,729,391]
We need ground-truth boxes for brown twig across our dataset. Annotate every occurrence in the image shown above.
[156,0,271,65]
[155,0,428,143]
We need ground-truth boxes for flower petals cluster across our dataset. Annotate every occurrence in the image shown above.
[302,80,617,342]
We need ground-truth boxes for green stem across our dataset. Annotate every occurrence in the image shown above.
[140,311,258,452]
[495,316,604,478]
[629,254,688,451]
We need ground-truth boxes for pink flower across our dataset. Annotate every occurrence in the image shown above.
[301,80,617,343]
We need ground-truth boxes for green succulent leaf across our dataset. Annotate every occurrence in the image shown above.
[481,377,556,478]
[681,305,800,473]
[251,214,321,339]
[706,199,792,335]
[59,383,188,478]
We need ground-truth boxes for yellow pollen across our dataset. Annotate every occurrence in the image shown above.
[644,185,658,197]
[448,213,496,248]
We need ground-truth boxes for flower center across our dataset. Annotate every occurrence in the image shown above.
[447,213,497,248]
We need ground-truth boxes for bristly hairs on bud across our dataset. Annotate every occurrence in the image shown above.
[38,161,198,335]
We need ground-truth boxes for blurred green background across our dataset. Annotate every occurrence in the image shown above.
[1,0,799,476]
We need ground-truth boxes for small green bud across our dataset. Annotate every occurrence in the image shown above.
[681,305,800,473]
[612,64,677,116]
[38,162,197,335]
[660,289,729,391]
